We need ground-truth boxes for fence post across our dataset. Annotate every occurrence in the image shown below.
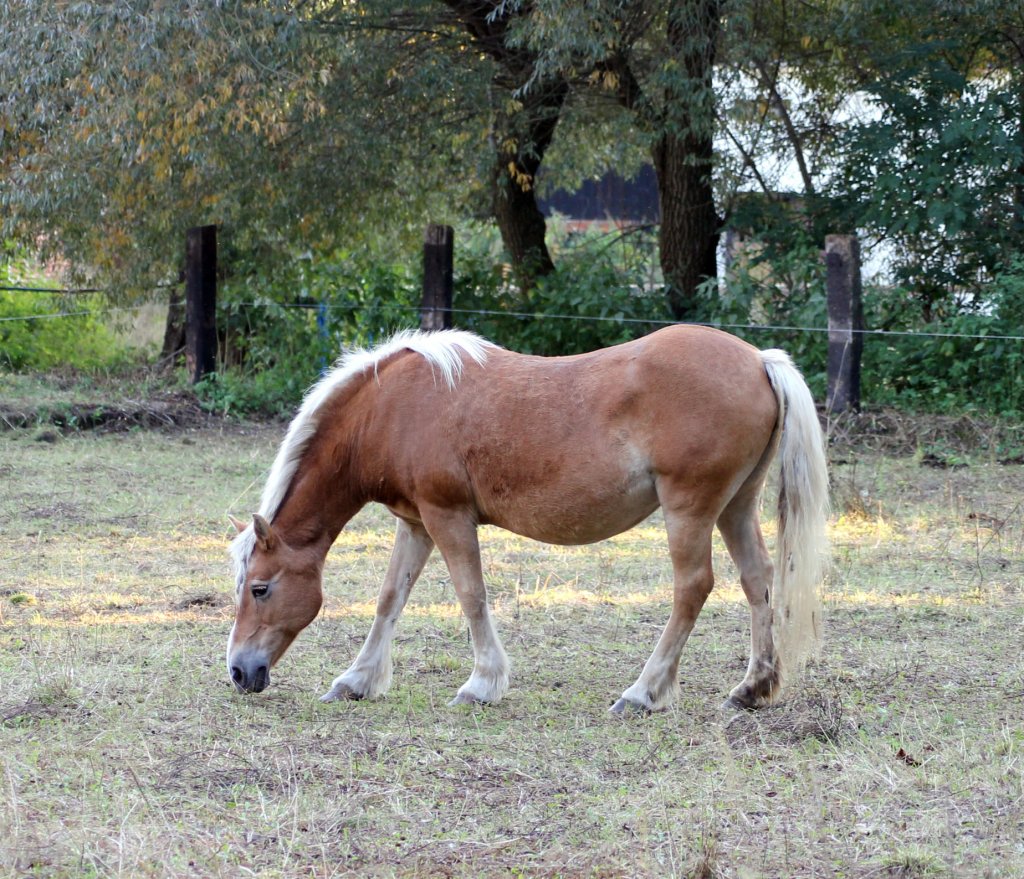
[185,225,218,384]
[825,234,863,414]
[421,224,453,331]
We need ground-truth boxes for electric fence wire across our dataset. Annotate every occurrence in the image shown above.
[1,296,1023,344]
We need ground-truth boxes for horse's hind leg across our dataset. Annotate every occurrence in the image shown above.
[419,506,509,706]
[716,488,779,710]
[320,519,434,702]
[612,508,715,714]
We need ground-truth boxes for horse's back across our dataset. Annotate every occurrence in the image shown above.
[359,326,779,543]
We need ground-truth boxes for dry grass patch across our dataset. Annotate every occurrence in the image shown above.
[1,425,1022,877]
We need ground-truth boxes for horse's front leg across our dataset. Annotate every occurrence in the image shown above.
[421,506,510,706]
[320,519,433,702]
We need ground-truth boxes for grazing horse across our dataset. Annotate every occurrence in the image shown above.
[227,326,828,713]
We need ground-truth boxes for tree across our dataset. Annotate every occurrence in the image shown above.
[0,1,485,291]
[815,0,1024,316]
[513,0,723,319]
[433,2,566,288]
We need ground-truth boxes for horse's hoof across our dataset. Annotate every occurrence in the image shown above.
[448,691,486,707]
[721,694,754,713]
[319,682,364,703]
[610,697,651,716]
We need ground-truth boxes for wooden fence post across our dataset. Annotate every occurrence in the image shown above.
[825,234,864,414]
[185,225,217,384]
[422,224,454,331]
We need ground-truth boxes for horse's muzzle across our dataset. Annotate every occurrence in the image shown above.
[230,655,270,693]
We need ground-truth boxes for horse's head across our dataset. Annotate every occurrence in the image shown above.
[226,514,324,693]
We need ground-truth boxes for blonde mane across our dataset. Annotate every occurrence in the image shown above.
[229,329,495,588]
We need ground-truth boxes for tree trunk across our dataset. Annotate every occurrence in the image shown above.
[653,131,719,319]
[160,283,186,364]
[653,0,721,320]
[491,80,568,289]
[1013,51,1024,243]
[444,1,567,291]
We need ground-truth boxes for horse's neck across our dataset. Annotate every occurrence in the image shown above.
[271,428,364,555]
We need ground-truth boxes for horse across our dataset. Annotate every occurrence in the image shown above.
[227,325,828,714]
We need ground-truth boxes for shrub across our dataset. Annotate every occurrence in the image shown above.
[860,258,1024,415]
[695,233,1024,415]
[197,250,420,417]
[453,222,672,355]
[0,288,126,371]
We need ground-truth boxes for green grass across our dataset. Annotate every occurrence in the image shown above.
[1,426,1022,877]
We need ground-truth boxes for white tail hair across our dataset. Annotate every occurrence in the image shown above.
[761,349,830,680]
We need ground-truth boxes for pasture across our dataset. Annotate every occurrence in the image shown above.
[1,421,1022,878]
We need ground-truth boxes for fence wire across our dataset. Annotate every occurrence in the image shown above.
[0,304,153,323]
[2,295,1023,344]
[237,300,1024,343]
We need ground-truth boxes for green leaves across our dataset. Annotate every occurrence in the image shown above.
[1,1,489,294]
[836,71,1023,312]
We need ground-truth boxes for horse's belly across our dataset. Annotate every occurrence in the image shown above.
[478,469,660,546]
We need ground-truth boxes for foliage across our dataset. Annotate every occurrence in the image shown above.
[716,0,1024,320]
[192,223,671,415]
[0,1,487,295]
[0,249,126,370]
[697,226,1024,414]
[194,249,420,417]
[693,232,829,396]
[454,223,672,355]
[861,258,1024,415]
[835,67,1024,316]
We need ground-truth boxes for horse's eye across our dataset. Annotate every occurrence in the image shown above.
[251,582,270,599]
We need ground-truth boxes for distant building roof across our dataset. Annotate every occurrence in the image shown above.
[540,165,659,224]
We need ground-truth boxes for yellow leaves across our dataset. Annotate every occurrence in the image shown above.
[589,69,619,91]
[233,63,256,85]
[185,97,208,126]
[507,162,533,192]
[154,154,172,181]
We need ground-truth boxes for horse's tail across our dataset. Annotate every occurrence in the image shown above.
[761,349,829,682]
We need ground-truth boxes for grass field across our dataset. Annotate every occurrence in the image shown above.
[1,421,1022,878]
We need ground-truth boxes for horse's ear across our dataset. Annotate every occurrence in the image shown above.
[252,514,276,552]
[228,515,247,535]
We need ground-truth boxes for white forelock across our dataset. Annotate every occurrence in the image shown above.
[229,329,495,590]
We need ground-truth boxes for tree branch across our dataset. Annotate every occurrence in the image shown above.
[753,57,816,196]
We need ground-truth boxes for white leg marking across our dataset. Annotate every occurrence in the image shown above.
[321,521,433,702]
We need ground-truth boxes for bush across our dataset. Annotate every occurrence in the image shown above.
[692,235,830,398]
[861,258,1024,415]
[0,288,126,371]
[199,223,1022,419]
[196,250,420,417]
[695,232,1024,415]
[453,222,672,355]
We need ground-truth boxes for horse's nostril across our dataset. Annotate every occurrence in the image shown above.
[253,665,270,692]
[230,665,244,685]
